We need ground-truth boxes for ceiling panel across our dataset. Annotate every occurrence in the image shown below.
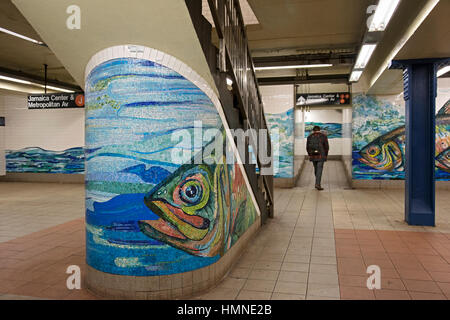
[0,0,76,85]
[246,0,375,52]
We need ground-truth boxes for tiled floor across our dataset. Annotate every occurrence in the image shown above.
[336,229,450,300]
[0,182,84,242]
[0,160,449,300]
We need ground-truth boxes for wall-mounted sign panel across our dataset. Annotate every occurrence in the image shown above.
[28,93,84,109]
[296,92,351,106]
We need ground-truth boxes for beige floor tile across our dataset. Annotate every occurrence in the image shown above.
[281,262,309,273]
[252,260,282,271]
[243,279,276,292]
[218,277,246,290]
[306,295,340,300]
[310,256,337,265]
[236,290,271,300]
[248,269,279,281]
[229,268,252,279]
[278,271,308,283]
[197,287,240,300]
[308,273,339,285]
[274,281,307,295]
[309,263,338,274]
[307,283,340,298]
[271,293,305,300]
[283,254,310,264]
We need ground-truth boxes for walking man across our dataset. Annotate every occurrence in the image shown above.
[306,126,329,190]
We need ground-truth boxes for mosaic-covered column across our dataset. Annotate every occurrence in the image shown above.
[84,45,260,299]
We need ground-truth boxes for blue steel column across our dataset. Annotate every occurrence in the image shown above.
[390,58,449,226]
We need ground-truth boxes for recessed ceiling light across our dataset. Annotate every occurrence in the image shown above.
[202,0,259,26]
[0,75,75,92]
[39,85,75,93]
[0,27,44,45]
[0,75,32,85]
[369,0,401,32]
[354,44,377,69]
[437,65,450,77]
[254,64,333,71]
[350,70,363,82]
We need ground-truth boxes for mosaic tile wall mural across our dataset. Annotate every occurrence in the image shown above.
[6,147,84,174]
[265,109,294,178]
[85,50,257,276]
[304,122,342,139]
[352,94,450,181]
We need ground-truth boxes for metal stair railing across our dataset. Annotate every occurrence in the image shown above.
[207,0,274,217]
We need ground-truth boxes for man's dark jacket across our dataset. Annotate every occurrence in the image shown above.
[306,131,329,161]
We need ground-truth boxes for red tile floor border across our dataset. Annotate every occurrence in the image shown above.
[0,218,99,300]
[335,229,450,300]
[2,218,450,300]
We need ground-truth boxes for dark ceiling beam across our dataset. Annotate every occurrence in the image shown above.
[0,67,81,91]
[258,74,350,86]
[253,53,356,68]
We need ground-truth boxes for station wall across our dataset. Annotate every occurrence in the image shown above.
[260,85,295,179]
[0,90,84,175]
[352,78,450,181]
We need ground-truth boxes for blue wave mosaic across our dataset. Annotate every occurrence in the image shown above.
[305,122,342,139]
[265,109,294,178]
[6,147,84,174]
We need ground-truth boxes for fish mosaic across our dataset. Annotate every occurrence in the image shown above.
[139,131,256,258]
[353,94,450,180]
[6,147,84,174]
[265,109,294,178]
[85,56,257,276]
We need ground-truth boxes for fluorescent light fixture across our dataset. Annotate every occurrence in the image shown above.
[39,85,75,93]
[0,27,44,45]
[369,0,401,32]
[369,0,439,88]
[350,70,363,82]
[254,64,332,71]
[0,75,32,85]
[354,44,377,69]
[0,75,75,92]
[437,66,450,77]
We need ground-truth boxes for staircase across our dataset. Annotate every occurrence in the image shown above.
[185,0,274,223]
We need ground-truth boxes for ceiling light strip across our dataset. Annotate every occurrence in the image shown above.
[0,27,44,45]
[254,64,333,71]
[437,65,450,77]
[354,44,377,69]
[0,75,75,92]
[369,0,401,32]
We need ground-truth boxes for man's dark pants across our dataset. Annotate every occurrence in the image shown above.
[312,160,325,187]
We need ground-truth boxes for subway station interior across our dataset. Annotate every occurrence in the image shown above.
[0,0,450,303]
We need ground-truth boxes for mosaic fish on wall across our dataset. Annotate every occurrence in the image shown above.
[358,101,450,173]
[139,129,256,257]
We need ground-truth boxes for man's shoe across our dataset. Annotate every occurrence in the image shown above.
[315,185,324,191]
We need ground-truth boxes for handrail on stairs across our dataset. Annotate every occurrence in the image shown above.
[207,0,274,213]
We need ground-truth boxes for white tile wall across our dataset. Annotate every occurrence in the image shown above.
[2,92,84,151]
[302,109,346,156]
[0,94,5,175]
